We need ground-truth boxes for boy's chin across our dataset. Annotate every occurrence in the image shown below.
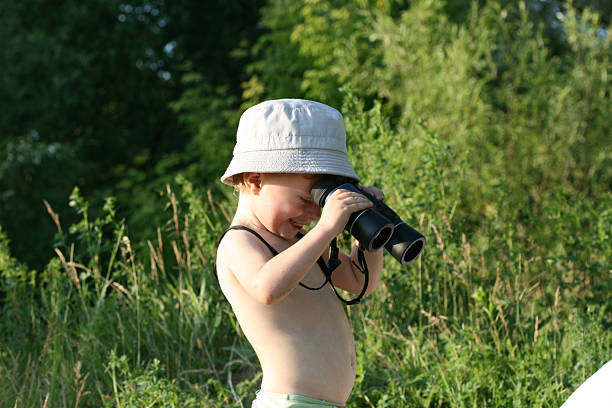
[279,230,299,239]
[278,225,302,239]
[288,219,308,232]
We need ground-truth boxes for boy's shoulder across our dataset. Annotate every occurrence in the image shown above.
[217,226,294,270]
[216,227,273,296]
[217,227,271,263]
[218,225,302,255]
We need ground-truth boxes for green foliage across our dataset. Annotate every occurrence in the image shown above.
[1,0,611,406]
[251,0,611,225]
[0,0,265,269]
[168,74,241,182]
[104,352,208,408]
[2,110,610,406]
[0,225,37,348]
[241,0,309,105]
[0,131,86,269]
[340,92,610,406]
[0,0,183,269]
[0,182,254,407]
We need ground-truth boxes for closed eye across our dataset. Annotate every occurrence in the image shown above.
[300,196,313,204]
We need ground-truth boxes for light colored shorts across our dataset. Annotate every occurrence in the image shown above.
[251,390,345,408]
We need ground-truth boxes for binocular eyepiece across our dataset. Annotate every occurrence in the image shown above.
[311,177,426,265]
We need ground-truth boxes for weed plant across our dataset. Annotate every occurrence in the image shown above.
[1,93,610,406]
[1,1,611,405]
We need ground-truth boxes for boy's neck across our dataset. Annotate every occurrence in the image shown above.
[232,194,266,233]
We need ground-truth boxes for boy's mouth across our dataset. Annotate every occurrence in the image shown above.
[289,219,304,230]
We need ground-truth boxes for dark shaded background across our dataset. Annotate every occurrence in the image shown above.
[1,0,609,269]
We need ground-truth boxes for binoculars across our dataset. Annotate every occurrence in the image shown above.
[311,177,426,265]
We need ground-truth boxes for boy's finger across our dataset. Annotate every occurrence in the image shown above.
[360,185,385,200]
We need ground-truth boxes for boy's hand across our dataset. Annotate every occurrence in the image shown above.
[317,188,374,238]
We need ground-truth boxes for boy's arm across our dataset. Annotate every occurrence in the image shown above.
[328,244,383,296]
[219,225,339,304]
[219,189,374,305]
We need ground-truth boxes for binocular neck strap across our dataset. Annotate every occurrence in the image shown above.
[217,226,369,305]
[305,238,369,306]
[298,237,340,291]
[343,246,369,305]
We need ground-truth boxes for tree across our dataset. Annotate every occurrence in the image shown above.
[0,0,266,268]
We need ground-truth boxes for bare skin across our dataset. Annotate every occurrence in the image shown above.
[216,173,384,405]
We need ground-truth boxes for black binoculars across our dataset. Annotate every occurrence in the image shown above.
[311,177,426,265]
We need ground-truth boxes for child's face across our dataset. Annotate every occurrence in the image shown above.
[252,173,322,238]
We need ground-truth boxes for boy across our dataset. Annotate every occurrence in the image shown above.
[216,99,385,407]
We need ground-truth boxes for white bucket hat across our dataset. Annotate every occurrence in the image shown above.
[221,99,359,185]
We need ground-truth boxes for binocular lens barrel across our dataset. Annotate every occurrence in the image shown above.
[310,178,426,264]
[385,222,426,264]
[347,209,394,251]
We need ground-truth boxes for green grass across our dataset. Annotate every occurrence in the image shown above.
[2,1,611,406]
[1,126,610,407]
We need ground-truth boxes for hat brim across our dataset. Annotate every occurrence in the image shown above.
[220,149,359,185]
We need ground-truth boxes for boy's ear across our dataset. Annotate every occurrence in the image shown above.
[244,172,263,194]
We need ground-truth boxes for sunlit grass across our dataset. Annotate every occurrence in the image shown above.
[1,136,609,407]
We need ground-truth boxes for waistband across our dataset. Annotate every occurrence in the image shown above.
[253,390,345,407]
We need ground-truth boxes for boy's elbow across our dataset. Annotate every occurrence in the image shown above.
[364,281,380,297]
[262,286,290,304]
[257,292,284,305]
[253,282,282,305]
[262,294,280,305]
[256,289,276,305]
[250,287,274,305]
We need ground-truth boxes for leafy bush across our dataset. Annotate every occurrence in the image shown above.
[1,1,610,407]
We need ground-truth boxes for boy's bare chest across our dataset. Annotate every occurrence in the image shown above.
[298,262,330,289]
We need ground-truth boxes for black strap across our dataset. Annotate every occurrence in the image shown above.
[323,239,369,305]
[218,225,280,256]
[299,237,341,291]
[345,247,370,305]
[216,225,369,305]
